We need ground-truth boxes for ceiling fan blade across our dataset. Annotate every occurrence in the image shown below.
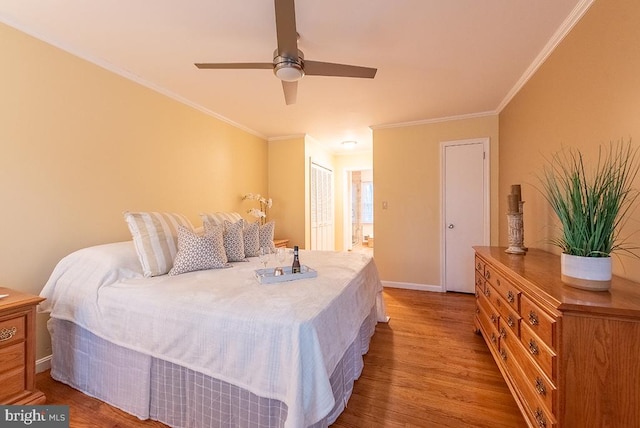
[282,80,297,105]
[274,0,299,58]
[304,60,377,78]
[194,63,273,70]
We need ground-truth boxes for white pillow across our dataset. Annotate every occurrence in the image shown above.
[169,224,229,275]
[123,211,194,277]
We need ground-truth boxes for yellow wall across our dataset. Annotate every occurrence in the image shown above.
[268,136,306,247]
[499,0,640,281]
[0,23,267,361]
[372,115,499,287]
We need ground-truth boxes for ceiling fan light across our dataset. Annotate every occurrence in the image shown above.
[274,63,304,82]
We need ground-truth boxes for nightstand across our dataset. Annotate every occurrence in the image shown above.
[0,287,46,404]
[273,239,289,248]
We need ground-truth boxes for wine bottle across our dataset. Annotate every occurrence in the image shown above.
[292,245,301,273]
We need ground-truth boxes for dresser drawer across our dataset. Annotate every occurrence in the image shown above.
[520,322,556,380]
[477,300,500,352]
[507,333,556,416]
[477,290,499,332]
[475,256,486,276]
[521,295,556,349]
[0,315,25,348]
[501,340,557,428]
[484,264,520,312]
[475,270,486,297]
[490,284,521,338]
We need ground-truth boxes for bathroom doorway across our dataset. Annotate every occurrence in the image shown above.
[347,169,374,255]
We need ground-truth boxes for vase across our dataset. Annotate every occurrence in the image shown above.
[561,253,612,291]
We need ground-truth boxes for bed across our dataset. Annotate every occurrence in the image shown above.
[39,240,387,428]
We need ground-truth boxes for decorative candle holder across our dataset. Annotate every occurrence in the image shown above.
[506,211,526,254]
[505,184,527,255]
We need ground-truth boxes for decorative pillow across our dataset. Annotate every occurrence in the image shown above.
[200,212,243,227]
[123,211,194,277]
[221,219,246,262]
[259,221,276,253]
[243,220,260,257]
[169,224,229,275]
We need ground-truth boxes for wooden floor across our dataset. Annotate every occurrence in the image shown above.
[37,288,526,427]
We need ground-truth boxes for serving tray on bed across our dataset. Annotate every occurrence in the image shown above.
[255,265,317,284]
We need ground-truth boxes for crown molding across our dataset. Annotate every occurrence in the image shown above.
[371,110,497,130]
[496,0,596,112]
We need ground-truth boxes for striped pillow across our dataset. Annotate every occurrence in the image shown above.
[200,212,242,226]
[124,211,194,277]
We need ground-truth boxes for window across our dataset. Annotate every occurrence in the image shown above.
[361,181,373,223]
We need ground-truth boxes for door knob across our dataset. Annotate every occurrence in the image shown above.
[448,224,455,229]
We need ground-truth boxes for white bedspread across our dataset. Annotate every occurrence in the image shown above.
[40,242,386,428]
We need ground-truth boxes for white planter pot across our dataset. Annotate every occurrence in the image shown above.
[561,253,612,291]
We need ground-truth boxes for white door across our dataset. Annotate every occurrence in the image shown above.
[310,162,334,250]
[442,139,489,293]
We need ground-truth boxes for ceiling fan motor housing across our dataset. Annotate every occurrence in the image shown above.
[273,50,305,81]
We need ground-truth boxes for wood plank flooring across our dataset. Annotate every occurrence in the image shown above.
[36,288,526,427]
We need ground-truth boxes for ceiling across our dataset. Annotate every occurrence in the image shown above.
[0,0,589,153]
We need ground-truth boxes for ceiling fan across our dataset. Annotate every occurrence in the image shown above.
[194,0,377,105]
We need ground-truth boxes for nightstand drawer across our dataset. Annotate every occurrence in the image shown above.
[0,366,26,402]
[0,315,25,347]
[0,342,25,371]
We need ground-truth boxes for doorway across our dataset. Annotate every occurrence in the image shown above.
[344,169,374,255]
[441,138,490,293]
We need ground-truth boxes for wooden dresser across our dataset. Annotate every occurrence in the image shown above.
[0,287,46,405]
[474,247,640,428]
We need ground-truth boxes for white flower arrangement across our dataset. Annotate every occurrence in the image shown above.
[243,193,273,225]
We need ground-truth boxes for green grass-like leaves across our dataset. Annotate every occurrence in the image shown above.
[540,140,640,257]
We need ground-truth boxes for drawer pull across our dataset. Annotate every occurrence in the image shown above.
[499,327,507,339]
[534,408,547,428]
[0,326,17,342]
[528,311,539,326]
[529,339,539,355]
[490,332,497,344]
[485,270,491,280]
[477,262,482,271]
[490,313,498,324]
[475,291,479,299]
[500,349,507,361]
[475,308,480,315]
[484,288,491,297]
[506,290,515,303]
[496,278,501,286]
[506,316,515,327]
[535,377,547,396]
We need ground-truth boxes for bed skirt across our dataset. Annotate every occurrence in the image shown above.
[47,305,378,428]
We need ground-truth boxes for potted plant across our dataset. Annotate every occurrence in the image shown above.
[539,140,640,291]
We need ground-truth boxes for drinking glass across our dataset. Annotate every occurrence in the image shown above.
[276,247,286,267]
[259,247,270,269]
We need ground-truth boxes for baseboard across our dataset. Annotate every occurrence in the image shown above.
[382,281,443,293]
[36,355,52,373]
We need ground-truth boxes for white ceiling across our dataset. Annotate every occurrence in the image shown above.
[0,0,590,153]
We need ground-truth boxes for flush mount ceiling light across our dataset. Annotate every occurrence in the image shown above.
[341,140,358,149]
